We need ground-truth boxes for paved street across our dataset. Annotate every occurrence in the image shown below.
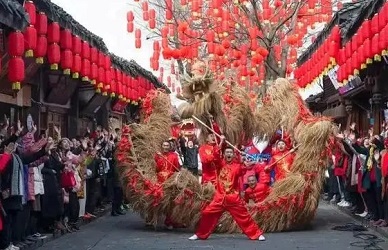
[37,202,388,250]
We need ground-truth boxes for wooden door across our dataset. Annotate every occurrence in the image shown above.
[46,111,67,138]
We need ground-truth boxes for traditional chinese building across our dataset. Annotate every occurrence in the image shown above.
[0,0,168,138]
[297,0,387,135]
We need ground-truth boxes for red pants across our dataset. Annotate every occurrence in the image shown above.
[195,193,263,240]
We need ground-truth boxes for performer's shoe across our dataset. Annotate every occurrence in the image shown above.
[188,234,199,241]
[355,211,368,217]
[258,235,266,241]
[166,225,174,230]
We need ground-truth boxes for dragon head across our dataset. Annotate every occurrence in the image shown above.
[180,119,196,139]
[180,60,215,103]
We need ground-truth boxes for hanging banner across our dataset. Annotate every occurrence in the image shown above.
[327,65,339,89]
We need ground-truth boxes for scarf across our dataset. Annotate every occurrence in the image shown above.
[366,147,374,170]
[11,153,24,196]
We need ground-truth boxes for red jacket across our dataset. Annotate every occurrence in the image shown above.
[154,152,180,183]
[216,161,245,195]
[199,144,221,185]
[244,183,270,203]
[0,153,12,231]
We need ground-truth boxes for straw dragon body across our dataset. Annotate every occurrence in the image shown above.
[116,63,332,232]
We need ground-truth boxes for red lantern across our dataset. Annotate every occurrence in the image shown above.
[72,54,82,78]
[60,29,72,49]
[127,22,134,33]
[98,67,105,90]
[81,59,91,81]
[98,52,105,67]
[90,63,98,85]
[34,36,47,64]
[8,31,24,56]
[105,69,111,93]
[48,43,60,70]
[36,12,47,35]
[24,24,37,57]
[72,36,81,55]
[48,22,60,43]
[23,1,37,58]
[149,19,156,29]
[90,47,98,63]
[104,55,111,70]
[81,41,91,59]
[24,1,36,25]
[111,81,117,97]
[127,11,134,22]
[61,50,73,75]
[8,57,25,91]
[135,39,141,49]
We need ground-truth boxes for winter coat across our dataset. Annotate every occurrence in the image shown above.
[41,152,64,218]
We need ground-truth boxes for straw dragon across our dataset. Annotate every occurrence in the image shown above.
[116,61,332,232]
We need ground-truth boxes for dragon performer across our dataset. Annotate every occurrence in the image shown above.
[115,60,332,236]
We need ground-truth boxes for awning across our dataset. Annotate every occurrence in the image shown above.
[322,104,347,118]
[0,0,29,30]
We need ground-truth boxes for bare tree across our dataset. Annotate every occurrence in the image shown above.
[131,0,340,93]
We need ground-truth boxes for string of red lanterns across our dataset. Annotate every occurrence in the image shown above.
[337,3,388,85]
[8,31,25,91]
[295,26,340,88]
[295,2,388,89]
[23,1,37,58]
[5,0,155,101]
[34,12,48,64]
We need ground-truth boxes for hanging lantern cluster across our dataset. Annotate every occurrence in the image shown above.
[150,41,160,70]
[135,29,141,49]
[90,47,98,86]
[337,3,388,85]
[8,31,25,91]
[81,41,91,81]
[294,26,340,88]
[23,1,37,58]
[34,12,48,64]
[72,35,82,78]
[2,0,157,102]
[132,0,333,87]
[60,29,73,75]
[47,22,60,70]
[127,11,134,33]
[103,55,112,96]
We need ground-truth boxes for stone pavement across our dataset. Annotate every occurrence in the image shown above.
[36,202,388,250]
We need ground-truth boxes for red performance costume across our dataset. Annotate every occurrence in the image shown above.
[195,160,263,240]
[245,161,271,203]
[154,152,180,183]
[268,137,295,181]
[199,144,221,185]
[154,151,181,228]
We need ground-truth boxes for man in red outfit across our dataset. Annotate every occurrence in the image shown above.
[266,139,295,182]
[154,140,181,183]
[189,146,265,241]
[244,175,270,204]
[199,133,222,185]
[154,140,181,229]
